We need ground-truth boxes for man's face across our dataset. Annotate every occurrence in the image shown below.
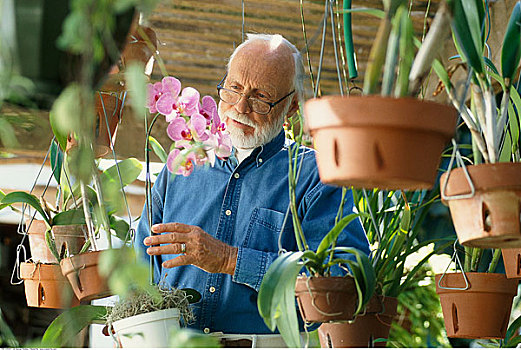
[219,41,295,149]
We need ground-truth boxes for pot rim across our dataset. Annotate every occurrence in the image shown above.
[112,308,180,332]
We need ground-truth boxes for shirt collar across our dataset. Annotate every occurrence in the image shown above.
[222,130,286,168]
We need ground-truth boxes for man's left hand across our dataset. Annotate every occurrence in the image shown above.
[143,222,238,275]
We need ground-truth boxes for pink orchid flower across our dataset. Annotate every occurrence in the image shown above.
[177,87,200,117]
[146,82,163,114]
[167,117,192,142]
[148,77,181,115]
[190,113,210,142]
[167,149,198,176]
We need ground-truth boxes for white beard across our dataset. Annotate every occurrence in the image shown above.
[218,102,285,149]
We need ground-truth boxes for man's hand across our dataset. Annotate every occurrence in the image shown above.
[143,223,238,275]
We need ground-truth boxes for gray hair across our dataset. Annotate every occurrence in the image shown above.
[227,33,305,105]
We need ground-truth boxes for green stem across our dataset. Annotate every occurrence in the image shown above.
[92,171,112,250]
[343,0,358,79]
[363,16,392,94]
[488,249,502,273]
[80,182,97,251]
[470,247,482,272]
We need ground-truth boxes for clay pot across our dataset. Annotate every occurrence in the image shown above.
[440,163,521,248]
[318,295,398,348]
[66,92,124,158]
[295,276,358,323]
[20,262,79,309]
[304,96,457,190]
[60,251,111,302]
[435,272,518,339]
[27,220,87,264]
[501,249,521,279]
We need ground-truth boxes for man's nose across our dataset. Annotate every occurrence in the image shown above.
[234,95,251,114]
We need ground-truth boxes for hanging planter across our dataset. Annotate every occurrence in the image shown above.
[304,96,457,190]
[60,250,111,302]
[20,262,79,309]
[27,220,87,264]
[112,308,180,348]
[435,272,518,339]
[317,295,398,348]
[295,276,358,323]
[501,248,521,279]
[440,163,521,248]
[66,92,124,158]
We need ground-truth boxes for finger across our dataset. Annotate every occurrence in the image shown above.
[143,232,190,246]
[163,254,191,269]
[152,222,192,234]
[146,243,186,256]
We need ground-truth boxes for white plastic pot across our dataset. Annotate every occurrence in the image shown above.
[112,308,180,348]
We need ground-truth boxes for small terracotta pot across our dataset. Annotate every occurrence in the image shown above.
[66,92,123,158]
[27,220,87,264]
[60,251,112,302]
[435,272,518,339]
[295,276,358,323]
[440,163,521,248]
[304,96,457,190]
[501,249,521,279]
[318,295,398,348]
[20,262,79,309]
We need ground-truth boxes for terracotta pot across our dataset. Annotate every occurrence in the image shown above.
[435,272,518,339]
[20,262,79,309]
[318,295,398,348]
[304,96,457,190]
[60,251,112,302]
[502,249,521,279]
[440,163,521,248]
[66,92,123,158]
[27,220,87,264]
[295,276,358,323]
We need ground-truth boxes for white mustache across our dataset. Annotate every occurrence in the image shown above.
[223,109,256,128]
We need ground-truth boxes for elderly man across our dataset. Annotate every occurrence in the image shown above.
[135,33,369,344]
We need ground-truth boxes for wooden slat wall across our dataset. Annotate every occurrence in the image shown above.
[147,0,441,99]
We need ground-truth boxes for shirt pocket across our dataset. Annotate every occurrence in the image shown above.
[242,207,287,252]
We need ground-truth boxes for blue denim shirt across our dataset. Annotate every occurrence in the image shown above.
[135,131,370,334]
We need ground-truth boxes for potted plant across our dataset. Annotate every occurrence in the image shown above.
[317,188,451,348]
[438,0,521,248]
[304,0,458,190]
[106,285,200,348]
[435,245,518,339]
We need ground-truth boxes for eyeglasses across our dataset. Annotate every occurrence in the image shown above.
[216,73,295,115]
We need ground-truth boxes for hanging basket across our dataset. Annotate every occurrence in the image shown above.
[27,220,87,264]
[20,262,79,309]
[501,248,521,279]
[440,163,521,248]
[318,295,398,348]
[112,308,180,348]
[60,250,111,302]
[304,96,457,190]
[435,272,518,339]
[295,276,358,323]
[66,92,124,158]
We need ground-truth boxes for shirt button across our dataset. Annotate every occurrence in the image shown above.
[234,173,240,179]
[203,327,210,334]
[258,158,263,163]
[225,209,232,216]
[209,286,216,293]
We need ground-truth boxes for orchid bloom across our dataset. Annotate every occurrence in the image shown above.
[146,82,163,114]
[167,117,191,142]
[155,77,182,122]
[167,149,198,176]
[190,113,210,142]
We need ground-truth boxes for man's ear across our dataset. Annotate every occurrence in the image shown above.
[286,96,299,118]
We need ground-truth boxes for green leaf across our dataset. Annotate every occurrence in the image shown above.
[45,228,61,262]
[338,8,385,19]
[505,313,521,344]
[257,252,303,331]
[501,2,521,82]
[483,56,500,76]
[451,0,485,75]
[0,117,19,148]
[126,62,147,119]
[275,283,301,348]
[395,6,414,97]
[41,305,107,347]
[50,85,83,150]
[1,191,51,226]
[148,136,168,163]
[315,213,359,260]
[100,158,142,212]
[50,140,63,184]
[52,209,85,226]
[109,215,131,242]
